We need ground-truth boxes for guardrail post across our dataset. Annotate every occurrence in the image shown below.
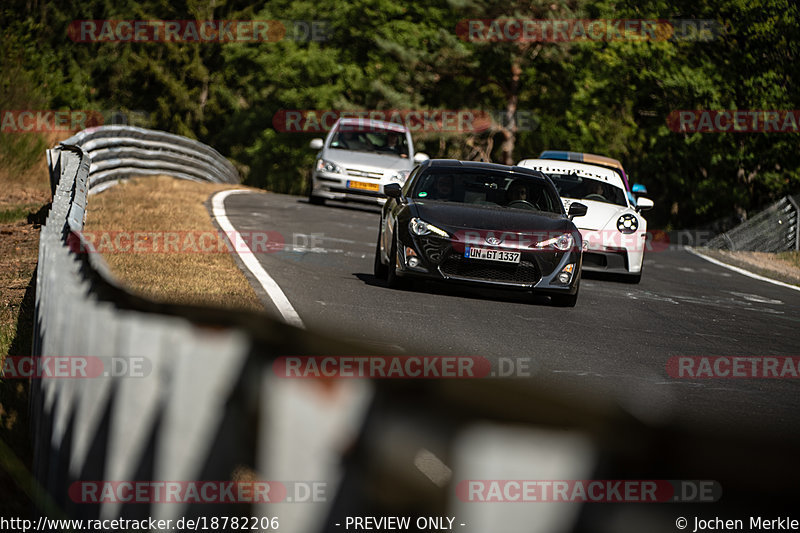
[787,195,800,251]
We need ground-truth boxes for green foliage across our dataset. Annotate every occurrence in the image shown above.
[1,0,798,227]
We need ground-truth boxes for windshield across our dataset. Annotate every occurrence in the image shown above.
[546,173,627,207]
[329,127,409,158]
[411,169,563,214]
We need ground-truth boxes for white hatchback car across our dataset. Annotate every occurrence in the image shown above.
[517,158,654,283]
[308,118,429,205]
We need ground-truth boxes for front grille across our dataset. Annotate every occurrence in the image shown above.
[345,168,383,179]
[439,253,540,285]
[584,251,627,270]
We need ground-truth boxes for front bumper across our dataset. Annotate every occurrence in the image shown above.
[579,229,645,274]
[394,233,581,295]
[312,172,397,204]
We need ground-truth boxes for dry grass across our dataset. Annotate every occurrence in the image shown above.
[0,129,55,360]
[701,249,800,286]
[0,131,57,516]
[777,250,800,270]
[83,176,266,311]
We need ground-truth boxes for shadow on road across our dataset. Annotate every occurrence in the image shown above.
[353,272,555,307]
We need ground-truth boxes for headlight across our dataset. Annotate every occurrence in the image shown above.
[389,170,410,184]
[316,159,342,174]
[409,218,449,237]
[617,214,639,234]
[536,233,574,251]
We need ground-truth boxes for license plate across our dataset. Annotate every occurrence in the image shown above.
[347,180,380,191]
[464,247,521,264]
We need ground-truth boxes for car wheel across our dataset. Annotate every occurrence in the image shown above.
[551,283,579,307]
[386,233,406,289]
[308,193,325,205]
[374,230,388,279]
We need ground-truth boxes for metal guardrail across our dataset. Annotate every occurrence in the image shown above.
[703,195,800,252]
[51,125,240,194]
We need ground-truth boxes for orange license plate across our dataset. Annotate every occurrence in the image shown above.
[347,180,380,192]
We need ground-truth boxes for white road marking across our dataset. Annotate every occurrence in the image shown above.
[687,248,800,293]
[728,291,783,305]
[211,190,305,328]
[293,233,372,246]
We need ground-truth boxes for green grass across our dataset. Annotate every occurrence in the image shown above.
[0,205,39,224]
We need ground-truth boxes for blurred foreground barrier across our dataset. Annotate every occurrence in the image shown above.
[30,127,800,532]
[703,195,800,252]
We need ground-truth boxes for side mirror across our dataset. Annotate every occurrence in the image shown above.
[568,202,588,219]
[636,197,654,211]
[309,138,324,150]
[413,152,430,164]
[384,183,403,199]
[632,183,648,195]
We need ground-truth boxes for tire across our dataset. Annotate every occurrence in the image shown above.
[308,193,325,205]
[551,283,579,307]
[386,233,406,289]
[374,230,388,280]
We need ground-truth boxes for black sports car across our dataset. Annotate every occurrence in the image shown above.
[374,159,588,306]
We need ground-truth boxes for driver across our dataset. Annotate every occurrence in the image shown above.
[383,132,408,157]
[507,180,529,203]
[433,175,454,200]
[586,180,606,199]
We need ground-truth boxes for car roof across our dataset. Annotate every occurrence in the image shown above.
[334,117,408,133]
[517,158,626,190]
[538,150,630,189]
[426,159,549,180]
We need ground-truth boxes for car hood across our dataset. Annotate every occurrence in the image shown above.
[324,149,412,172]
[564,198,630,230]
[412,201,575,235]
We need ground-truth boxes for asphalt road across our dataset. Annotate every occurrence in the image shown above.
[219,191,800,439]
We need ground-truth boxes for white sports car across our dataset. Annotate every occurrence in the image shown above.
[517,158,654,283]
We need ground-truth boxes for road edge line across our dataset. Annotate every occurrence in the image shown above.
[211,189,305,328]
[686,247,800,293]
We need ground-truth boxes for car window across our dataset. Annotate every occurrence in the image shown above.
[546,173,627,207]
[329,127,409,157]
[411,169,562,214]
